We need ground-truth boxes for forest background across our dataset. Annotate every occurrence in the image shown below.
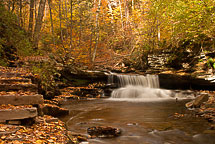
[0,0,215,90]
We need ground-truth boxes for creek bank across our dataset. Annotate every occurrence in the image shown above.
[0,66,70,143]
[185,91,215,132]
[0,115,69,143]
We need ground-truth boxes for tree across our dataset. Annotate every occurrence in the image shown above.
[92,0,101,63]
[28,0,34,38]
[47,0,55,45]
[33,0,46,48]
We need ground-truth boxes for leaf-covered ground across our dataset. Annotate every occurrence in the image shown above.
[0,115,69,144]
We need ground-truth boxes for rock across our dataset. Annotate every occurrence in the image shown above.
[159,73,215,90]
[0,78,31,84]
[204,103,215,108]
[185,101,195,108]
[42,104,69,117]
[186,93,209,108]
[20,117,36,126]
[203,130,215,134]
[87,126,121,138]
[0,107,37,121]
[67,131,88,143]
[60,69,108,86]
[0,94,43,105]
[7,120,21,125]
[0,83,37,92]
[193,94,209,108]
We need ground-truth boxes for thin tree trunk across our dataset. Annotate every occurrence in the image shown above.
[124,0,129,25]
[59,0,63,42]
[34,0,38,23]
[119,0,124,30]
[19,0,23,26]
[92,0,101,63]
[7,0,11,11]
[132,0,134,10]
[33,0,46,48]
[70,0,73,49]
[78,1,82,47]
[47,0,55,45]
[107,0,115,32]
[28,0,34,38]
[11,1,15,12]
[64,0,69,38]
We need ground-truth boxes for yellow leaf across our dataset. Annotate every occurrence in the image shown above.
[35,140,43,144]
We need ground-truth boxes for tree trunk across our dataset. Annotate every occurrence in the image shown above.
[70,0,73,49]
[7,0,11,11]
[28,0,34,38]
[11,0,15,12]
[92,0,101,63]
[47,0,55,45]
[19,0,23,26]
[64,0,69,39]
[119,0,124,30]
[59,0,64,42]
[33,0,46,49]
[34,0,37,21]
[78,1,82,47]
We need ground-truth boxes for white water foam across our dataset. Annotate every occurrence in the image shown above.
[108,74,159,88]
[108,74,194,101]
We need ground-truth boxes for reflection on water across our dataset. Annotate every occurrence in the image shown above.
[60,99,215,144]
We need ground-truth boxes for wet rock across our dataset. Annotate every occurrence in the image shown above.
[71,88,103,98]
[42,104,69,117]
[87,126,121,138]
[193,93,209,107]
[186,93,209,108]
[67,131,88,143]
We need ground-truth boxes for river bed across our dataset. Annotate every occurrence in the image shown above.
[60,99,215,144]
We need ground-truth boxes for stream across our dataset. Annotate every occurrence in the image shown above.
[60,74,215,144]
[60,99,215,144]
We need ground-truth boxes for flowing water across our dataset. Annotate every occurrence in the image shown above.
[60,74,215,144]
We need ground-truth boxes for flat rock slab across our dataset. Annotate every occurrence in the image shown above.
[0,94,43,105]
[0,107,37,121]
[0,78,31,84]
[0,72,23,78]
[0,84,37,92]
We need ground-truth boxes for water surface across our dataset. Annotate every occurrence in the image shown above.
[60,99,215,144]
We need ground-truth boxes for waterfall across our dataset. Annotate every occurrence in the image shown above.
[108,74,193,101]
[108,74,160,88]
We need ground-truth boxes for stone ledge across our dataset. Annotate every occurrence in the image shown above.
[0,94,43,105]
[0,84,37,92]
[0,107,37,121]
[0,78,31,84]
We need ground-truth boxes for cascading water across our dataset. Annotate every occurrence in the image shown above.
[108,74,194,101]
[108,74,160,88]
